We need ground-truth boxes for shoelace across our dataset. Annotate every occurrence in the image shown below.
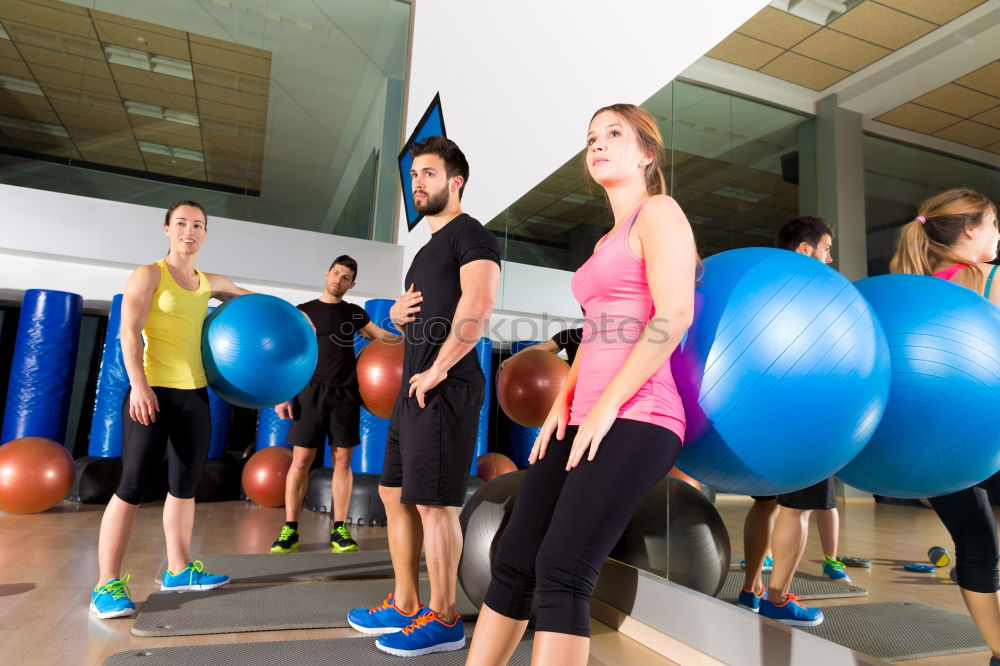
[826,558,846,572]
[369,594,394,615]
[99,573,132,600]
[402,613,436,636]
[333,525,351,539]
[279,525,296,541]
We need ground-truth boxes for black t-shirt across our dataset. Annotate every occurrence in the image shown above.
[297,299,371,387]
[403,214,501,386]
[551,327,583,364]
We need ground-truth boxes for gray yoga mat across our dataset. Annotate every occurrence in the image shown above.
[132,578,479,637]
[155,550,401,584]
[719,570,868,602]
[801,601,987,662]
[104,632,532,666]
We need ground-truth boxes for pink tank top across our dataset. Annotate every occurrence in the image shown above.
[569,207,686,440]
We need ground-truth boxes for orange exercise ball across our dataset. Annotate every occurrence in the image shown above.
[0,437,75,514]
[498,349,569,427]
[242,446,293,507]
[476,452,518,483]
[357,336,404,419]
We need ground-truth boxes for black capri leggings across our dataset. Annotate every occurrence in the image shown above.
[484,418,682,637]
[115,386,212,505]
[929,471,1000,594]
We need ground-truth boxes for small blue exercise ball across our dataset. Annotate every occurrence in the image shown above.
[837,275,1000,498]
[671,248,891,495]
[202,294,317,409]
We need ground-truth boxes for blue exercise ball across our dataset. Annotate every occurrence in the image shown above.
[202,294,318,409]
[837,275,1000,498]
[671,248,891,495]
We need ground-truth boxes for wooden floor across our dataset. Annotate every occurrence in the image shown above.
[717,494,995,666]
[0,499,678,666]
[1,494,994,665]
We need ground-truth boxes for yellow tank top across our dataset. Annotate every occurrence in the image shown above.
[143,259,211,389]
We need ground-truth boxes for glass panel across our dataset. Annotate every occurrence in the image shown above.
[0,0,410,241]
[864,136,1000,275]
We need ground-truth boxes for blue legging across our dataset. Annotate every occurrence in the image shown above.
[484,418,681,636]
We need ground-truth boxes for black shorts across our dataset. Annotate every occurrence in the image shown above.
[116,386,211,504]
[751,495,777,502]
[777,478,837,510]
[379,382,484,506]
[286,380,361,449]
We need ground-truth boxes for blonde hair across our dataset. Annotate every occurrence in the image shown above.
[587,103,666,196]
[889,187,997,293]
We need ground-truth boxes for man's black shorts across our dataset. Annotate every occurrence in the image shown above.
[379,382,484,506]
[777,478,837,510]
[286,380,361,449]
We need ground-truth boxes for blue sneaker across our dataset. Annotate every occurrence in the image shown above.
[739,555,773,572]
[348,593,424,635]
[160,560,229,592]
[823,555,852,582]
[376,608,465,657]
[737,586,767,612]
[90,573,136,619]
[759,594,824,626]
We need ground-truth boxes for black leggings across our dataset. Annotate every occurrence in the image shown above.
[930,471,1000,594]
[484,418,681,636]
[116,386,212,505]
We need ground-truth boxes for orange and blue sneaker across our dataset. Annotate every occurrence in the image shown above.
[160,560,229,592]
[348,593,424,635]
[376,607,466,657]
[759,593,824,626]
[90,573,136,619]
[737,586,767,612]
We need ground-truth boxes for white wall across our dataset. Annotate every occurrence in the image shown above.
[396,0,771,315]
[0,184,404,308]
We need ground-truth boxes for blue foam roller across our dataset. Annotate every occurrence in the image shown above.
[471,337,493,474]
[87,294,128,457]
[2,289,83,445]
[257,406,292,449]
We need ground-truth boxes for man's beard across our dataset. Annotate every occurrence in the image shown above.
[414,187,449,216]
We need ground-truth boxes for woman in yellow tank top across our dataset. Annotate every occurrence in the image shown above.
[91,200,253,619]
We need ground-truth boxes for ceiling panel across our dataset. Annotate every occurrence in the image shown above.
[132,126,202,152]
[872,0,986,25]
[0,2,95,38]
[956,61,1000,99]
[0,88,55,111]
[791,29,890,72]
[35,72,118,97]
[0,100,60,124]
[933,120,1000,148]
[16,43,108,76]
[0,56,32,78]
[829,2,936,49]
[912,83,999,116]
[193,63,269,95]
[0,40,21,61]
[109,64,195,97]
[92,19,191,61]
[706,34,783,70]
[759,52,851,91]
[3,20,103,60]
[972,105,1000,130]
[189,42,270,78]
[736,6,819,49]
[874,102,963,133]
[113,81,196,112]
[199,99,266,129]
[194,82,267,112]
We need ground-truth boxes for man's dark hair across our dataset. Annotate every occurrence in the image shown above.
[165,199,207,228]
[410,135,470,199]
[330,255,358,281]
[775,215,834,251]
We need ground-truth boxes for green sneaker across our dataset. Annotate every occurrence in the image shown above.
[330,523,358,553]
[823,555,851,582]
[270,524,300,553]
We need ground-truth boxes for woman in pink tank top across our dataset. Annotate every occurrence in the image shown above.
[468,104,699,665]
[890,187,1000,666]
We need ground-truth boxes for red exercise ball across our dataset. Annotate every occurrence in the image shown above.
[498,349,570,427]
[242,446,293,507]
[668,466,702,491]
[357,336,404,419]
[476,452,518,483]
[0,437,75,514]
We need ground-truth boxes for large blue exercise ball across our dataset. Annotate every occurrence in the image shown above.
[671,248,891,495]
[837,275,1000,498]
[202,294,318,409]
